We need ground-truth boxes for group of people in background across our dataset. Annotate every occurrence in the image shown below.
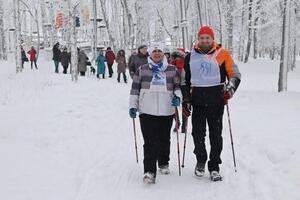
[51,43,129,84]
[21,46,38,70]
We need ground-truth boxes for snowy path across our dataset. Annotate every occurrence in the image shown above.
[0,59,299,200]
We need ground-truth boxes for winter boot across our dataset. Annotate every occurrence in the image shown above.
[195,162,205,177]
[210,171,222,182]
[143,172,156,184]
[158,165,170,175]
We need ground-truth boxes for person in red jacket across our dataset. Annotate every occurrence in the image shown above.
[27,46,38,70]
[105,47,116,78]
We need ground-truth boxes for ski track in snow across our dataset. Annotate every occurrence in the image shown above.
[0,58,299,200]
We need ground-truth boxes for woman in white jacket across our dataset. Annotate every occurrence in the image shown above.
[129,45,182,184]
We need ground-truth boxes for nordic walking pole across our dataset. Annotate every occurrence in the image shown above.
[132,118,139,163]
[181,115,188,168]
[226,103,237,172]
[175,107,182,176]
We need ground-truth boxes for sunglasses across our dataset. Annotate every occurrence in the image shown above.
[152,49,162,53]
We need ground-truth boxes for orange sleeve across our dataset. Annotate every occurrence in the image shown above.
[216,49,235,79]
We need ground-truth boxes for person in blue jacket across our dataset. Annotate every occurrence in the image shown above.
[96,50,106,79]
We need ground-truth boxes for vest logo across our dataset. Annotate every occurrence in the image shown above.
[200,61,211,75]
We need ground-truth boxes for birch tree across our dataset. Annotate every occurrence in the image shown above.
[67,0,79,82]
[253,0,262,59]
[238,0,247,61]
[14,0,22,73]
[244,0,253,63]
[0,0,6,60]
[278,0,291,92]
[226,0,234,53]
[99,0,117,51]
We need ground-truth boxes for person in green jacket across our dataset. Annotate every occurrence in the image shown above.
[96,50,106,79]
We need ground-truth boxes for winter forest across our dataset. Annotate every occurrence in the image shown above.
[0,0,300,200]
[0,0,299,89]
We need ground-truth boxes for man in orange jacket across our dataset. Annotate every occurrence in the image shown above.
[181,26,241,181]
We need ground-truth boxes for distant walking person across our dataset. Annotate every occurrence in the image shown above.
[27,46,38,69]
[78,49,88,76]
[116,49,127,83]
[52,42,61,73]
[60,47,71,74]
[21,46,28,69]
[96,50,106,79]
[128,45,148,79]
[105,47,116,78]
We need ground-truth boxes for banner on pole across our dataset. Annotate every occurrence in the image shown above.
[56,12,63,28]
[81,6,90,26]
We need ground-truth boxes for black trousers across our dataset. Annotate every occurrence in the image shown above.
[63,66,68,74]
[191,105,224,172]
[107,63,113,77]
[31,61,38,69]
[117,72,127,83]
[139,114,173,175]
[80,71,85,76]
[97,74,105,79]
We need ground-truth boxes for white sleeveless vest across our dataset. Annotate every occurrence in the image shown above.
[190,48,224,87]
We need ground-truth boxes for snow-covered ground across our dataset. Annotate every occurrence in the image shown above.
[0,57,299,200]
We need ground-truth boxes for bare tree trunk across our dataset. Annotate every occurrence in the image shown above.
[135,0,148,47]
[67,0,79,82]
[253,0,261,59]
[238,0,247,61]
[204,0,209,24]
[227,0,234,53]
[292,36,296,70]
[40,0,48,48]
[34,8,40,60]
[120,0,134,50]
[196,0,203,27]
[0,0,6,60]
[14,0,22,73]
[287,0,292,72]
[92,0,97,61]
[180,0,189,49]
[270,43,275,60]
[292,6,297,70]
[99,0,117,51]
[121,3,126,50]
[278,0,291,92]
[244,0,253,63]
[49,1,56,48]
[156,9,173,40]
[216,0,223,44]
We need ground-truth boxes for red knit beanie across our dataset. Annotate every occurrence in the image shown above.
[198,26,214,40]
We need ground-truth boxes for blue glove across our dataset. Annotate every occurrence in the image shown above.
[129,108,137,118]
[172,95,181,107]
